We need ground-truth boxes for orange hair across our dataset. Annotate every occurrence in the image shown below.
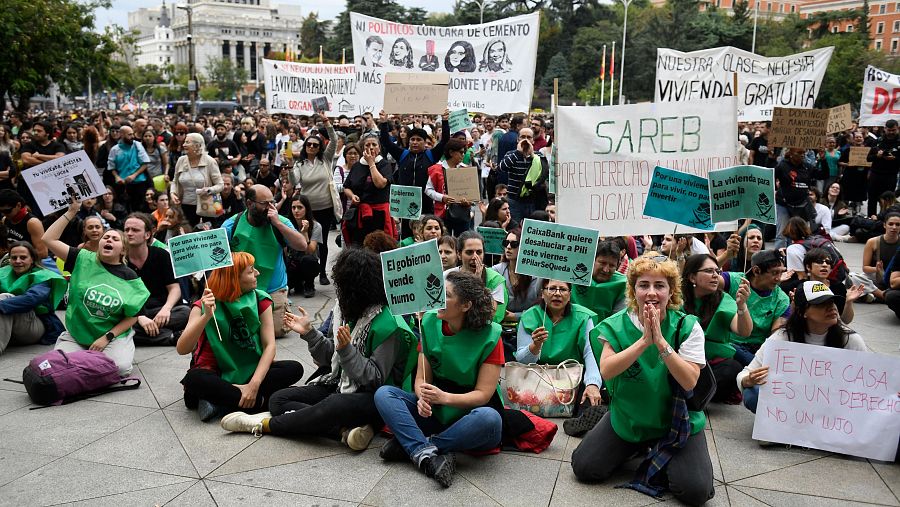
[206,251,255,302]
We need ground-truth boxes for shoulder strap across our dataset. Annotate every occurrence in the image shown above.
[671,315,687,352]
[29,378,142,410]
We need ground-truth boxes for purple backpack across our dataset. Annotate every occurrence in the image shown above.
[20,350,140,406]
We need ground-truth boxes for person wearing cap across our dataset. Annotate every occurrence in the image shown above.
[780,248,865,324]
[737,280,867,414]
[719,250,791,367]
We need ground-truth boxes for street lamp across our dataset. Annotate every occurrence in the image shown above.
[176,4,196,119]
[473,0,492,24]
[618,0,633,105]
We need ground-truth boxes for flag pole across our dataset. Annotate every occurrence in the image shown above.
[610,42,616,105]
[600,44,607,106]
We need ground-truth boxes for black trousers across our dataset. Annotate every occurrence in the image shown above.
[287,253,320,292]
[868,171,899,216]
[131,303,190,346]
[181,360,304,413]
[267,384,382,437]
[710,358,743,402]
[311,208,334,278]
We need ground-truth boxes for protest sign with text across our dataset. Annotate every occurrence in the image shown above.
[848,146,872,167]
[769,107,829,149]
[381,239,446,315]
[168,228,233,278]
[478,226,508,255]
[449,108,474,134]
[826,104,852,134]
[555,97,739,235]
[859,65,900,126]
[515,219,599,286]
[263,60,365,115]
[655,46,833,121]
[21,150,106,215]
[389,185,423,220]
[753,340,900,461]
[383,73,450,114]
[444,166,481,202]
[351,12,539,115]
[708,165,776,224]
[643,166,714,231]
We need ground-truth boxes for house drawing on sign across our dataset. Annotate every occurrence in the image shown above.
[338,99,354,114]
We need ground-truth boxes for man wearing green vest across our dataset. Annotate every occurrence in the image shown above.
[571,241,627,322]
[223,184,307,337]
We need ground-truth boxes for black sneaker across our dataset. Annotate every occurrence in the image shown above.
[303,286,316,298]
[379,437,408,462]
[198,399,227,422]
[319,275,331,286]
[563,404,608,437]
[421,453,456,488]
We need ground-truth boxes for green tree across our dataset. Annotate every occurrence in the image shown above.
[569,24,619,90]
[328,0,407,61]
[540,51,576,102]
[858,0,871,45]
[204,57,249,100]
[300,12,332,58]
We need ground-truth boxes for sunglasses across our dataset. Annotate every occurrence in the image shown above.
[306,142,320,148]
[502,240,519,248]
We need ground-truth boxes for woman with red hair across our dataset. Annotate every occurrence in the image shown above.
[176,252,304,422]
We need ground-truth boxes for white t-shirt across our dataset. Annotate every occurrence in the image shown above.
[597,311,707,366]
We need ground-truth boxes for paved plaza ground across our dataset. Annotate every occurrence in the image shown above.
[0,241,897,506]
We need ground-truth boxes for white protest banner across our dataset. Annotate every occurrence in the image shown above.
[383,72,450,114]
[263,60,366,116]
[555,97,740,236]
[655,46,833,121]
[859,65,900,126]
[753,340,900,461]
[350,12,539,115]
[21,150,106,215]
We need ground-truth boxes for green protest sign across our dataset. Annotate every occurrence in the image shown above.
[448,108,474,134]
[708,165,776,224]
[515,219,599,286]
[168,228,233,278]
[381,239,445,315]
[389,185,422,220]
[643,166,714,231]
[478,226,507,255]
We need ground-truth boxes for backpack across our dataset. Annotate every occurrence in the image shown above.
[397,148,435,167]
[801,235,849,283]
[16,349,140,407]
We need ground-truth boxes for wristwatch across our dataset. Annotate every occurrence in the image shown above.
[105,331,115,341]
[658,344,674,360]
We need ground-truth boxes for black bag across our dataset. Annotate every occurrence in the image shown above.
[673,315,716,411]
[341,206,357,222]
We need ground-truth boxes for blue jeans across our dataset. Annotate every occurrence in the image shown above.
[732,343,760,367]
[506,196,534,225]
[374,385,502,458]
[774,204,790,249]
[743,386,760,413]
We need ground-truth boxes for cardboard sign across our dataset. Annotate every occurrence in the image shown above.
[708,165,776,224]
[449,108,474,134]
[848,146,872,167]
[311,96,329,114]
[389,185,422,220]
[383,72,450,114]
[643,166,714,231]
[515,219,599,286]
[753,340,900,461]
[20,150,106,215]
[444,166,481,202]
[827,104,852,134]
[381,239,446,315]
[478,226,508,255]
[168,228,234,278]
[769,107,829,149]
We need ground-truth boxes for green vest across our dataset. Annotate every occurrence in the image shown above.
[485,267,508,323]
[725,272,790,346]
[421,310,501,425]
[359,306,418,387]
[229,212,282,293]
[571,272,627,321]
[151,238,168,251]
[590,309,706,443]
[398,237,416,248]
[204,289,270,384]
[697,293,738,360]
[0,265,67,315]
[519,303,596,365]
[66,249,150,346]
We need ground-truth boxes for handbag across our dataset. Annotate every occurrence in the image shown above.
[196,170,224,218]
[503,359,583,418]
[672,315,716,411]
[328,179,343,222]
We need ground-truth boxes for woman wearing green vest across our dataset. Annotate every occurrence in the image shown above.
[220,248,417,451]
[681,254,752,403]
[43,199,150,377]
[0,241,66,352]
[572,255,714,506]
[570,240,628,322]
[443,231,508,323]
[375,271,504,488]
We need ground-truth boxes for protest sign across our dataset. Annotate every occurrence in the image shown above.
[381,239,446,315]
[479,226,508,255]
[655,46,833,121]
[643,166,714,231]
[769,107,829,149]
[21,150,106,215]
[515,219,599,286]
[350,12,539,114]
[263,60,365,116]
[859,65,900,126]
[848,146,872,167]
[449,108,474,134]
[708,165,776,224]
[389,184,423,220]
[444,166,481,202]
[555,97,739,235]
[311,96,329,113]
[753,340,900,461]
[168,228,233,278]
[383,72,450,114]
[826,104,852,134]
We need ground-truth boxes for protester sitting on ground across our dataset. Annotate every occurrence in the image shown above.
[444,231,507,323]
[720,224,764,273]
[42,198,150,376]
[95,185,127,231]
[284,194,321,299]
[823,182,853,238]
[150,191,170,227]
[660,233,709,268]
[0,189,50,261]
[792,248,864,323]
[885,247,900,320]
[77,215,105,252]
[437,235,458,271]
[362,229,399,254]
[177,252,303,422]
[858,212,900,302]
[374,270,504,488]
[492,228,542,319]
[0,241,66,353]
[220,248,416,450]
[782,217,822,278]
[807,187,832,235]
[737,281,867,414]
[572,254,714,506]
[682,254,752,403]
[482,197,516,231]
[571,240,628,322]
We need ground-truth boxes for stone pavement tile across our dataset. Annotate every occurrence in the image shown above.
[67,481,195,506]
[133,345,175,365]
[549,464,659,507]
[733,455,900,505]
[503,419,569,462]
[139,362,189,409]
[0,389,31,416]
[0,400,154,457]
[713,430,829,483]
[723,485,768,506]
[456,452,561,507]
[212,449,388,503]
[0,350,39,393]
[166,480,217,506]
[655,484,727,506]
[705,403,755,436]
[207,433,351,477]
[362,462,501,507]
[734,485,893,506]
[871,460,900,501]
[0,448,57,488]
[138,347,191,369]
[705,429,724,484]
[87,368,161,409]
[205,479,357,507]
[162,406,257,478]
[0,457,195,505]
[68,410,199,478]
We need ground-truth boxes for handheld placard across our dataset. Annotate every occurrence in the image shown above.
[203,271,223,342]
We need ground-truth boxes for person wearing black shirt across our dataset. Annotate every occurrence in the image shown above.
[748,122,778,168]
[774,148,815,249]
[208,122,241,177]
[233,117,265,180]
[19,121,65,219]
[866,119,900,217]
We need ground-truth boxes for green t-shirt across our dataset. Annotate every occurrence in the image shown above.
[725,272,789,347]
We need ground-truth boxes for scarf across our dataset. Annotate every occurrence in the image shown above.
[313,302,381,393]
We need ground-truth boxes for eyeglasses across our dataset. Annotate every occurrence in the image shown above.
[502,240,519,249]
[543,287,570,294]
[697,267,723,275]
[250,199,275,206]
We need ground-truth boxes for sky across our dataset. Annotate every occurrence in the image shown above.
[95,0,453,30]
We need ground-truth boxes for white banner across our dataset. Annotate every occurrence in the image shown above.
[21,150,106,215]
[655,46,833,121]
[753,340,900,461]
[555,98,740,236]
[263,60,370,116]
[350,12,539,115]
[859,65,900,126]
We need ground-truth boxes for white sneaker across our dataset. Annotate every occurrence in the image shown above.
[221,411,271,437]
[346,424,376,451]
[831,234,851,242]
